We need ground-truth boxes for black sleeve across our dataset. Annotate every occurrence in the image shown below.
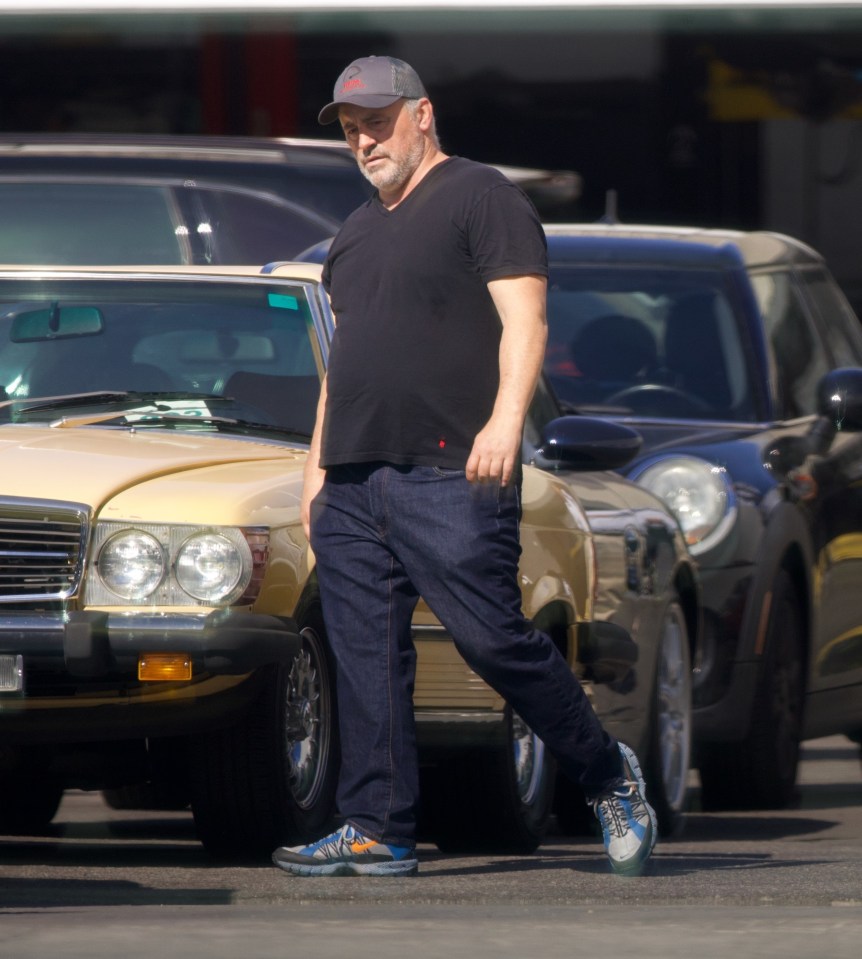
[466,181,549,283]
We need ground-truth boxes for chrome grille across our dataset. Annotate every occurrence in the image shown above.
[0,499,89,604]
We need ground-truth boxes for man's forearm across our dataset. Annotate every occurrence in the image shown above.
[467,274,547,484]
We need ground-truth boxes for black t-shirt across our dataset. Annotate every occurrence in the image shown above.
[321,156,548,469]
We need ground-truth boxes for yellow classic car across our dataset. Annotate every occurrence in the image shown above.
[0,264,698,857]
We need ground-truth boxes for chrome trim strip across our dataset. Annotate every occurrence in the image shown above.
[104,612,210,631]
[0,614,66,631]
[414,710,504,726]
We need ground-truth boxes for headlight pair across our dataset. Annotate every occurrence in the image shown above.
[631,455,736,555]
[85,523,267,606]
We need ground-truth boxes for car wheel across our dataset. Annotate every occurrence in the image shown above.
[644,596,692,836]
[421,706,556,854]
[189,606,340,859]
[698,569,804,811]
[0,776,63,834]
[281,615,340,836]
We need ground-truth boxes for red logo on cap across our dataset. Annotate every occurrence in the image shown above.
[341,78,365,93]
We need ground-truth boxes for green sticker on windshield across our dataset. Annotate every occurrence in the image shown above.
[267,293,299,311]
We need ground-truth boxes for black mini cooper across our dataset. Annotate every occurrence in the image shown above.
[543,223,862,810]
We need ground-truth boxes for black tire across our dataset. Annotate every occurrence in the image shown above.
[698,570,804,811]
[643,596,692,836]
[102,782,189,811]
[189,607,340,859]
[421,706,556,854]
[0,776,63,834]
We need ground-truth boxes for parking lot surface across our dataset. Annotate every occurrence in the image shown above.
[1,736,860,958]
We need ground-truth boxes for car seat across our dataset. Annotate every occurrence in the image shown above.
[568,314,657,404]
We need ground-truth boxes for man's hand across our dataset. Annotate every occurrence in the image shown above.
[466,415,523,486]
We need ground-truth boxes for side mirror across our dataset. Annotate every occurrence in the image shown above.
[535,415,642,472]
[817,367,862,431]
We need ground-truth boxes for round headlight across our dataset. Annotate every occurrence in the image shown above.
[175,532,245,603]
[633,455,736,555]
[98,531,166,600]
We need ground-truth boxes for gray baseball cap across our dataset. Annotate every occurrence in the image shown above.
[318,56,427,125]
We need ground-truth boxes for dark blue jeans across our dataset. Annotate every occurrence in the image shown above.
[310,462,622,846]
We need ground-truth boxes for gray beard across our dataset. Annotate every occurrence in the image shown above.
[360,136,426,194]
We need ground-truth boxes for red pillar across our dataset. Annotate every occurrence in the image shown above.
[200,34,228,134]
[245,33,299,136]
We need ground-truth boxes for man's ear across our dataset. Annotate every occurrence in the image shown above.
[416,98,435,133]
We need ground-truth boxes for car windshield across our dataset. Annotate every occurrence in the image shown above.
[546,265,758,421]
[0,275,325,438]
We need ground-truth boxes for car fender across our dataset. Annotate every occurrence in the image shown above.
[695,497,813,742]
[737,496,813,665]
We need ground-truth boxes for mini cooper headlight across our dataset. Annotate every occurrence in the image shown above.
[98,530,166,600]
[175,532,244,603]
[632,455,736,555]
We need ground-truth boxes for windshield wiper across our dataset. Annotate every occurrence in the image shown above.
[133,410,311,436]
[120,412,312,439]
[18,391,312,439]
[18,390,133,413]
[48,408,311,439]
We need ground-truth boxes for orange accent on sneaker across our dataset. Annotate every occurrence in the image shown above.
[350,840,379,854]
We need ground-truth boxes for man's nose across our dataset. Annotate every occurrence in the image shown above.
[357,131,377,151]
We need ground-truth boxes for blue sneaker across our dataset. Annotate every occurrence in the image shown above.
[272,824,418,877]
[591,743,657,877]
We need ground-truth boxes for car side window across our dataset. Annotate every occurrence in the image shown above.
[798,268,862,368]
[752,271,830,418]
[198,189,335,263]
[0,182,188,265]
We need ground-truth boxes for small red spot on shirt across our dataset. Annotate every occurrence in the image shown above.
[438,437,446,448]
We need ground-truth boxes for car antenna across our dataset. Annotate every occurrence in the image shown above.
[599,189,619,225]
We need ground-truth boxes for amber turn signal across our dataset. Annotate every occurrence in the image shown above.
[138,653,192,682]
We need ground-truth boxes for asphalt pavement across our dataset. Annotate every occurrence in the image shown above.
[1,735,860,958]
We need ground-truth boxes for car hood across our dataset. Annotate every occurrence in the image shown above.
[0,423,306,517]
[624,419,768,458]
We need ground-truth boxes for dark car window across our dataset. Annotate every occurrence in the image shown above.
[215,161,373,222]
[0,182,189,264]
[546,265,756,421]
[0,179,337,267]
[752,272,831,418]
[0,144,373,224]
[800,268,862,368]
[194,188,334,265]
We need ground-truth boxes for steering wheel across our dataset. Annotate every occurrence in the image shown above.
[605,383,712,416]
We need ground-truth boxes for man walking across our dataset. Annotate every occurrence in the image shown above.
[272,55,657,878]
